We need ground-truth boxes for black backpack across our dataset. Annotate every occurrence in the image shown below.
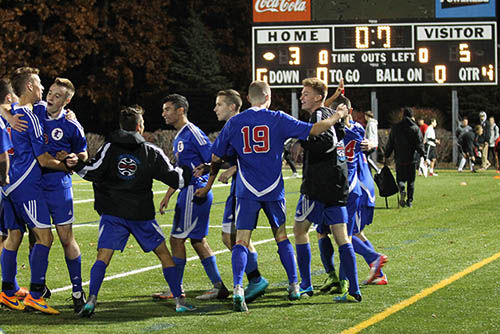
[374,166,399,208]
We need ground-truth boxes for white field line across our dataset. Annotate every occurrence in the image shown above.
[73,175,300,204]
[51,233,292,294]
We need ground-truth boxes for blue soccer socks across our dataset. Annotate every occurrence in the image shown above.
[201,255,222,285]
[65,255,83,293]
[277,239,298,284]
[172,256,186,285]
[232,244,248,287]
[339,243,359,295]
[352,236,378,265]
[89,260,107,297]
[1,249,18,297]
[163,266,182,298]
[30,244,50,299]
[296,243,312,290]
[318,237,335,273]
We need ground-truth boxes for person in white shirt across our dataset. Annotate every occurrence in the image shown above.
[424,119,440,176]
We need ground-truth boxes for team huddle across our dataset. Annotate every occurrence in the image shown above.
[0,67,387,316]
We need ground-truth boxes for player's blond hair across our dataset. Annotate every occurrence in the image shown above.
[217,89,242,111]
[302,78,327,101]
[54,77,75,99]
[10,67,39,96]
[248,81,270,105]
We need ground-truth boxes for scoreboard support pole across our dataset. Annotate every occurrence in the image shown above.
[291,90,299,119]
[452,89,459,164]
[371,90,378,120]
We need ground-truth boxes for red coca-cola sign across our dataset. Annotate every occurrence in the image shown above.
[253,0,311,22]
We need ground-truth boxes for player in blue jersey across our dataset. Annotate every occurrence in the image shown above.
[0,67,77,314]
[210,89,269,302]
[352,137,388,286]
[159,94,229,300]
[34,78,88,312]
[292,79,361,303]
[195,81,349,311]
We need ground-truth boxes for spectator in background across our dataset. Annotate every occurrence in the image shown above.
[384,107,426,208]
[479,111,491,169]
[364,111,379,172]
[456,117,472,139]
[487,116,499,167]
[416,118,428,176]
[456,117,473,169]
[417,118,427,138]
[283,138,299,177]
[458,125,483,173]
[424,118,440,176]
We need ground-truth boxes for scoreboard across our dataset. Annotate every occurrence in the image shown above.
[252,21,497,88]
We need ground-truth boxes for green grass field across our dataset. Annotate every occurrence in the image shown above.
[1,169,500,334]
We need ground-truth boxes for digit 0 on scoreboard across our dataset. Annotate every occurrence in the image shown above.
[252,21,497,88]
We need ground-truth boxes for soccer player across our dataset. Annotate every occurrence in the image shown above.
[424,118,440,176]
[293,80,361,303]
[211,89,269,302]
[67,105,195,316]
[32,78,88,312]
[195,80,349,312]
[0,67,76,314]
[159,94,229,300]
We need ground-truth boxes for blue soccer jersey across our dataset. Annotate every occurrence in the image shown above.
[1,104,47,201]
[344,120,364,197]
[33,105,87,191]
[0,117,12,154]
[173,122,212,186]
[358,153,376,208]
[212,107,312,201]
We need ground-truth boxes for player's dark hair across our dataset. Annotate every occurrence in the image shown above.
[403,107,413,118]
[162,94,189,114]
[0,78,14,103]
[330,94,351,110]
[120,104,144,131]
[10,67,39,96]
[217,89,242,111]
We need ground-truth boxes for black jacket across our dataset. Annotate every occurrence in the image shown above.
[458,130,478,156]
[300,107,348,206]
[385,117,425,165]
[73,129,191,220]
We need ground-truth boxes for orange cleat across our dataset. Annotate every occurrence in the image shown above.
[0,291,25,311]
[23,293,60,315]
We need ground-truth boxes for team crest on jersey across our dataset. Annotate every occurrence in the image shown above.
[117,154,140,180]
[177,141,184,153]
[336,140,346,162]
[51,128,64,141]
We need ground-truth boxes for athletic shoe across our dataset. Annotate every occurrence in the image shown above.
[195,283,230,300]
[72,290,87,314]
[79,294,97,317]
[42,285,52,299]
[0,291,25,311]
[363,274,388,285]
[23,293,60,315]
[292,172,300,178]
[287,282,301,301]
[365,255,388,285]
[330,279,349,294]
[430,172,438,176]
[175,297,196,313]
[233,285,248,312]
[245,277,269,303]
[406,200,413,208]
[299,286,314,297]
[334,290,362,303]
[152,286,185,300]
[14,287,29,300]
[319,271,340,292]
[399,191,406,208]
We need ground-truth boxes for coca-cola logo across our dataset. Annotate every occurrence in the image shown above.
[253,0,310,22]
[255,0,307,13]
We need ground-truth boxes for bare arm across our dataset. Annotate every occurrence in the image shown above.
[0,104,28,132]
[193,154,224,198]
[159,187,177,214]
[218,165,237,184]
[37,152,76,172]
[0,152,10,186]
[324,78,344,108]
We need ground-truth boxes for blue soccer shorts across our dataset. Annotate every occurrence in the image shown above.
[295,194,347,234]
[171,184,213,240]
[353,205,374,235]
[97,214,165,253]
[43,188,75,225]
[2,194,51,233]
[235,197,286,231]
[222,192,236,234]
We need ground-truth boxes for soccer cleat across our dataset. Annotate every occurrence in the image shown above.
[0,291,25,311]
[14,287,29,300]
[364,274,388,286]
[334,290,362,303]
[292,172,300,178]
[299,286,314,298]
[399,191,406,207]
[175,297,196,313]
[430,172,438,176]
[365,255,388,285]
[42,285,52,299]
[319,271,340,292]
[195,283,230,300]
[23,293,60,315]
[79,294,97,317]
[244,277,269,303]
[287,283,301,301]
[330,279,349,294]
[232,285,248,312]
[72,290,87,314]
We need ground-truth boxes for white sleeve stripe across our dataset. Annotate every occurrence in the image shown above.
[25,111,43,138]
[187,123,207,146]
[145,143,174,170]
[68,119,86,138]
[77,142,111,178]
